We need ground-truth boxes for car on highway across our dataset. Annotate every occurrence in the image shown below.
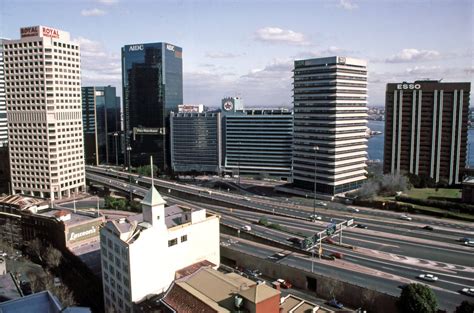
[276,278,292,289]
[287,237,302,245]
[328,298,344,309]
[309,214,322,221]
[460,287,474,296]
[330,252,343,259]
[422,225,434,231]
[316,201,327,207]
[324,238,335,244]
[464,241,474,247]
[418,273,438,282]
[399,214,412,221]
[355,224,368,229]
[241,225,251,232]
[349,207,360,213]
[459,237,473,243]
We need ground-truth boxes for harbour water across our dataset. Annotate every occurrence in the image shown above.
[367,120,474,166]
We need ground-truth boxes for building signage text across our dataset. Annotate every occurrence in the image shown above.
[42,27,60,39]
[166,44,175,51]
[21,26,39,38]
[68,225,97,242]
[397,83,421,90]
[129,45,144,52]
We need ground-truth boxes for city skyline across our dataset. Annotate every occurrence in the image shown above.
[0,0,472,107]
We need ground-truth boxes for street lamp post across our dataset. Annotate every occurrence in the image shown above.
[313,146,319,221]
[127,145,132,202]
[237,142,241,187]
[113,132,119,166]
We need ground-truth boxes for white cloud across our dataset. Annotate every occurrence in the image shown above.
[338,0,358,10]
[386,48,440,63]
[295,46,355,59]
[73,37,121,87]
[98,0,118,4]
[81,8,107,16]
[205,52,242,59]
[255,27,309,45]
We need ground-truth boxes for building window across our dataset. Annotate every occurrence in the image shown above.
[168,238,178,247]
[181,235,187,242]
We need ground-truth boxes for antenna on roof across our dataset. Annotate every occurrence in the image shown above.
[150,155,154,189]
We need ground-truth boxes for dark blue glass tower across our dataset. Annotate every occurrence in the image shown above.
[122,42,183,172]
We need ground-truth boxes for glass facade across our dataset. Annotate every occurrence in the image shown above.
[82,86,121,165]
[122,42,183,172]
[170,112,221,173]
[223,109,293,179]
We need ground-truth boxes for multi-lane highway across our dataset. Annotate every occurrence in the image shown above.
[85,166,474,311]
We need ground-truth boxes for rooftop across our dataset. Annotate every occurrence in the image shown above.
[38,208,99,226]
[0,290,91,313]
[162,267,280,312]
[0,195,48,211]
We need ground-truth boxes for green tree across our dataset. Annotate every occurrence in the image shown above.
[105,196,128,211]
[398,283,438,313]
[258,216,269,226]
[455,301,474,313]
[136,165,158,177]
[44,245,62,269]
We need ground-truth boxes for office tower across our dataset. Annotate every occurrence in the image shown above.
[292,56,368,195]
[122,42,183,172]
[82,86,121,165]
[222,97,293,180]
[4,26,85,200]
[100,185,220,313]
[384,81,470,185]
[0,39,7,147]
[170,111,221,174]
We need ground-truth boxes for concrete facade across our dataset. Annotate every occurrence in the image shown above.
[100,185,220,313]
[4,26,85,200]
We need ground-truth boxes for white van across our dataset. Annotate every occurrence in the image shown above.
[241,225,251,232]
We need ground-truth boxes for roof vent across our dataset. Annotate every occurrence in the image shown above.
[118,218,126,224]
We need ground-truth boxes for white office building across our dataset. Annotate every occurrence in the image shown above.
[3,26,85,199]
[100,184,220,313]
[292,56,368,195]
[0,39,7,147]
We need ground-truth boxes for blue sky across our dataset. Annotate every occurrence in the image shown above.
[1,0,472,107]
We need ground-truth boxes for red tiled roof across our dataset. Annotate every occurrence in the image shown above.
[162,284,217,313]
[175,260,215,279]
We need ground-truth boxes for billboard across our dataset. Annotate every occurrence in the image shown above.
[66,220,102,244]
[21,26,39,38]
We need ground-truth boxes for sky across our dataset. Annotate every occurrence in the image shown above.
[0,0,472,108]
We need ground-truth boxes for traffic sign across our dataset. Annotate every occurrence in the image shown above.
[346,219,354,226]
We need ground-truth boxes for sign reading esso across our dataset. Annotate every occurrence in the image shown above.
[397,83,421,90]
[129,45,144,52]
[42,27,60,39]
[166,44,175,51]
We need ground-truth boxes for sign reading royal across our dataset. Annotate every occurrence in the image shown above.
[21,26,39,38]
[67,223,100,242]
[129,44,144,52]
[42,26,60,39]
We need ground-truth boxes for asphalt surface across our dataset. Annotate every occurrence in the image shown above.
[84,166,474,312]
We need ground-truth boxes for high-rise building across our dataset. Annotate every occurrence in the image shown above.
[384,81,470,184]
[122,42,183,172]
[0,39,7,147]
[4,26,85,200]
[100,184,220,313]
[222,98,293,180]
[170,111,221,174]
[292,56,368,195]
[82,86,121,165]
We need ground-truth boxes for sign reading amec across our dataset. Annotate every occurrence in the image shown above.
[397,83,421,90]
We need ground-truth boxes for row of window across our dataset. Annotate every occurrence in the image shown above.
[168,234,188,247]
